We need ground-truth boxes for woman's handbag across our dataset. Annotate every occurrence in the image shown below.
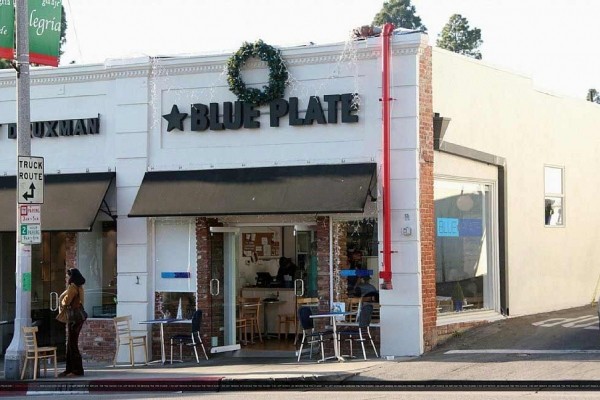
[56,307,68,324]
[67,306,88,324]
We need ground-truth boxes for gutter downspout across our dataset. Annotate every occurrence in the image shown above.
[379,23,394,290]
[329,219,334,308]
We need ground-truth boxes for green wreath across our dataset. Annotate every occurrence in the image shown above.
[227,40,288,106]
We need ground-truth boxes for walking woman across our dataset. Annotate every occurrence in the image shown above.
[58,268,86,377]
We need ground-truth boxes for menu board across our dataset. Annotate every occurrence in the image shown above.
[242,231,280,258]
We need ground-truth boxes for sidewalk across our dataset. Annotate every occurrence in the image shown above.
[3,350,600,394]
[0,356,389,394]
[3,305,600,394]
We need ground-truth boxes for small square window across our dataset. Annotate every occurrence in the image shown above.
[544,166,564,226]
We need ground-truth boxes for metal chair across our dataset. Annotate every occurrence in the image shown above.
[337,303,378,360]
[21,326,57,380]
[113,315,148,366]
[296,306,333,362]
[293,297,320,344]
[169,309,208,363]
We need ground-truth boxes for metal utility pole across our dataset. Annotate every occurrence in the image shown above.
[4,0,32,380]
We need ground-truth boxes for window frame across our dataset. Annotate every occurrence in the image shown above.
[544,165,565,227]
[433,177,501,317]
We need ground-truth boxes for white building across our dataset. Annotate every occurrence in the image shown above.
[0,30,598,364]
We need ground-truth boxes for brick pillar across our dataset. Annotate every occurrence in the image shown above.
[65,233,77,270]
[196,217,218,349]
[332,221,347,303]
[315,216,330,314]
[419,45,437,351]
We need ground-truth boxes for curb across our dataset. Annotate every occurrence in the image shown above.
[3,378,600,394]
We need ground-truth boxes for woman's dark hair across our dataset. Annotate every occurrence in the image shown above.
[67,268,86,286]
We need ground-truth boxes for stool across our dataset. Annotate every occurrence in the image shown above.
[277,313,295,339]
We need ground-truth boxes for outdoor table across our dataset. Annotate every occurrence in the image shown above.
[309,311,356,362]
[140,318,190,364]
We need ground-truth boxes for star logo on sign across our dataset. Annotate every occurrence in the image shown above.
[162,105,188,132]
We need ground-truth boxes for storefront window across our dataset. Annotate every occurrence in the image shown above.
[345,219,378,296]
[154,218,197,293]
[435,181,495,314]
[77,221,117,318]
[544,166,564,226]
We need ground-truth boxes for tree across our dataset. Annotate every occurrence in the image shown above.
[587,89,600,104]
[436,14,482,60]
[0,6,67,69]
[372,0,427,32]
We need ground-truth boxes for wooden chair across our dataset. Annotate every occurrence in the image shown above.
[21,326,57,380]
[369,302,380,323]
[236,316,249,345]
[277,313,295,339]
[346,297,363,322]
[238,297,262,343]
[113,315,148,366]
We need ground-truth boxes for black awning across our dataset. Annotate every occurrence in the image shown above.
[0,172,115,232]
[129,163,377,217]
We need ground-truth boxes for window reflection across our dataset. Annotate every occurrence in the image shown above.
[77,221,117,318]
[157,292,196,319]
[435,181,490,313]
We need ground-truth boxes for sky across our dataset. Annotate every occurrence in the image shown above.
[60,0,600,100]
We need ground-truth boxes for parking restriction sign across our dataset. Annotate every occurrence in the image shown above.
[19,205,41,244]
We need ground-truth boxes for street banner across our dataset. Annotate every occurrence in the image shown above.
[28,0,62,66]
[0,0,15,60]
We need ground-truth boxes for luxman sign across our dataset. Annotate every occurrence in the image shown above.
[0,115,100,139]
[162,94,360,132]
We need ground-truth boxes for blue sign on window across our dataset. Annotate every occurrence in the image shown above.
[437,218,482,237]
[459,219,483,236]
[161,272,191,279]
[437,218,459,237]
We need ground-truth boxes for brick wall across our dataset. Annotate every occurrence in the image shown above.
[80,319,115,363]
[419,45,437,352]
[196,218,216,352]
[65,233,77,269]
[332,221,347,303]
[314,216,330,326]
[436,321,487,347]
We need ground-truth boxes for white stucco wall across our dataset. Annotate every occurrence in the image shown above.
[0,32,428,357]
[433,48,600,316]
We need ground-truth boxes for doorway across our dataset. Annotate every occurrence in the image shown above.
[31,232,68,356]
[209,228,240,353]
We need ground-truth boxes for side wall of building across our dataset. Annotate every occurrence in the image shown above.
[432,48,600,316]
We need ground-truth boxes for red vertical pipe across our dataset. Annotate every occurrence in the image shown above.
[379,23,394,289]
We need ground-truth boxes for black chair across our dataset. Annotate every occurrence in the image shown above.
[337,303,378,360]
[296,306,333,362]
[169,309,208,363]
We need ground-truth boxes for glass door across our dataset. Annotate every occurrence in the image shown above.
[31,232,67,356]
[209,228,240,353]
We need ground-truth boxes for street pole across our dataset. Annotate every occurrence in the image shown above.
[4,0,32,380]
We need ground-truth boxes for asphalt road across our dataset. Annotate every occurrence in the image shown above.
[427,304,600,355]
